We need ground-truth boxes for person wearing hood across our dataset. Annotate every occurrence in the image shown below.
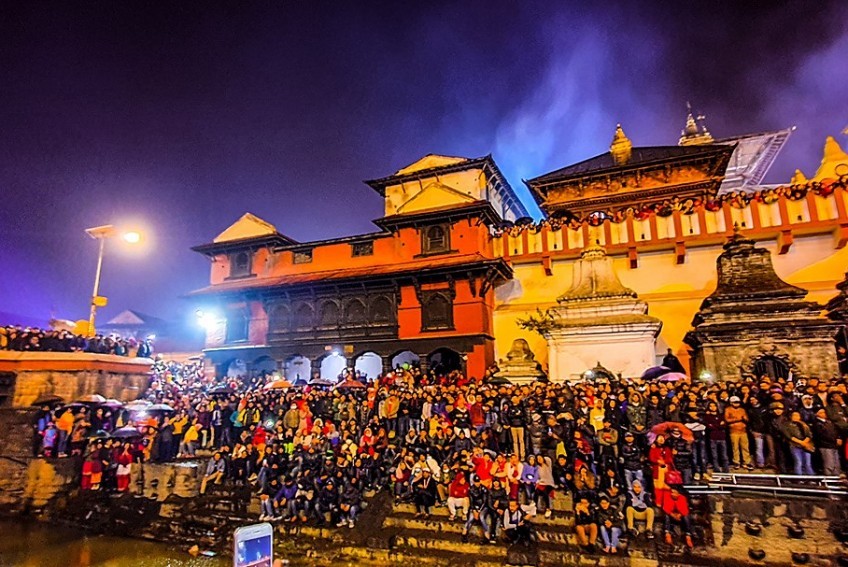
[447,471,470,521]
[463,474,494,543]
[338,477,362,528]
[624,479,655,538]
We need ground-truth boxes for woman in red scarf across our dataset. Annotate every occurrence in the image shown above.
[648,434,677,502]
[116,442,133,492]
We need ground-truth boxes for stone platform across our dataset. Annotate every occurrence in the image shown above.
[0,351,152,406]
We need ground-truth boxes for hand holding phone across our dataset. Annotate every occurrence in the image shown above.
[234,522,273,567]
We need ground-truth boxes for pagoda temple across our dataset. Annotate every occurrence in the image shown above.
[191,111,848,382]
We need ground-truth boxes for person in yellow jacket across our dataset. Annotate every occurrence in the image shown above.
[56,408,75,456]
[179,423,202,458]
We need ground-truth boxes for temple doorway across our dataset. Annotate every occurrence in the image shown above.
[752,355,791,380]
[391,350,420,370]
[354,352,382,379]
[428,347,462,375]
[283,355,310,382]
[320,352,347,381]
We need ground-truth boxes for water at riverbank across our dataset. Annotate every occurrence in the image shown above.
[0,519,228,567]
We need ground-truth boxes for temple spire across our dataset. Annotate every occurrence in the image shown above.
[813,136,848,181]
[610,124,632,165]
[678,102,713,146]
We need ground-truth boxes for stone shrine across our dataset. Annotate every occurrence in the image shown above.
[685,230,840,381]
[493,338,546,383]
[523,243,662,381]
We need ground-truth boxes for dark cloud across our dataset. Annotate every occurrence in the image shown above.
[0,1,845,324]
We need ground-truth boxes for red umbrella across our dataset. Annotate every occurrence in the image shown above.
[650,421,694,443]
[334,378,366,390]
[263,379,292,390]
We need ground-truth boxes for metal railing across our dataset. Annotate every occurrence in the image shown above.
[685,472,847,497]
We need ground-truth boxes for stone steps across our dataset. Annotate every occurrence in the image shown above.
[392,503,575,527]
[384,511,577,543]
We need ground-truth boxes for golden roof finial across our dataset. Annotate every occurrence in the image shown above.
[678,102,713,146]
[791,169,807,185]
[610,123,632,165]
[813,136,848,181]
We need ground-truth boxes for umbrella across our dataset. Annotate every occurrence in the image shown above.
[111,426,143,439]
[641,366,673,381]
[658,372,687,383]
[146,403,176,413]
[650,421,694,443]
[76,394,107,404]
[309,378,335,387]
[100,398,124,408]
[88,429,111,440]
[61,402,88,411]
[124,400,151,410]
[263,379,292,390]
[486,376,512,385]
[208,385,234,395]
[334,378,366,390]
[290,378,309,388]
[31,394,64,407]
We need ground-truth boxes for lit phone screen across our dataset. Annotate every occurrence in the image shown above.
[234,534,272,567]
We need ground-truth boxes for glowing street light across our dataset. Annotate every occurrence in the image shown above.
[85,224,143,336]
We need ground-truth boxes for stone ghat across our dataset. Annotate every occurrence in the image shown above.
[0,351,152,407]
[1,457,847,566]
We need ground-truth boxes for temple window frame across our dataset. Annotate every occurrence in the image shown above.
[421,224,450,256]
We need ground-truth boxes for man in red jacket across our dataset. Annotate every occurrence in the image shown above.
[447,471,470,521]
[661,486,693,548]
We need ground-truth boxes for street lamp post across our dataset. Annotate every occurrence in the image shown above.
[85,224,141,336]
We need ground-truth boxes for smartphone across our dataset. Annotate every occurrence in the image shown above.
[233,522,274,567]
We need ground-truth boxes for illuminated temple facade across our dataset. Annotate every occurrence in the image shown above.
[191,116,848,382]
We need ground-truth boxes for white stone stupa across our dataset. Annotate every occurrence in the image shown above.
[544,243,662,381]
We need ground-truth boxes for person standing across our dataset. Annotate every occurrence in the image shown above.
[724,396,752,470]
[781,411,815,476]
[812,409,842,475]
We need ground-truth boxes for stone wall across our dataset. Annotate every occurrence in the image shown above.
[0,352,152,406]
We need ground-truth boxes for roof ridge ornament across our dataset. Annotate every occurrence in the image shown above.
[679,102,714,146]
[610,124,632,165]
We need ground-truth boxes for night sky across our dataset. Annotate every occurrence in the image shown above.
[1,2,846,327]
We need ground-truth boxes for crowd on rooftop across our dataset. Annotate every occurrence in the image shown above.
[1,325,154,357]
[30,352,848,553]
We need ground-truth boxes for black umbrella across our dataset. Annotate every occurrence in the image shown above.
[641,366,673,381]
[88,429,111,440]
[486,376,512,385]
[208,385,234,395]
[111,426,143,439]
[31,394,64,407]
[147,403,176,413]
[309,378,335,387]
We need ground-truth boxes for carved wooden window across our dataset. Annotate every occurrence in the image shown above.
[319,301,340,328]
[225,309,249,342]
[230,251,253,278]
[370,296,393,324]
[345,299,367,325]
[271,304,291,333]
[421,224,450,255]
[351,241,374,257]
[293,248,313,264]
[421,291,453,331]
[293,303,314,331]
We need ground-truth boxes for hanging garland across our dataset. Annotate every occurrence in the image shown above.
[493,174,848,237]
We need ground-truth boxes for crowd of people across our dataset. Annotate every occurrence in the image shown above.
[1,325,154,357]
[32,359,848,553]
